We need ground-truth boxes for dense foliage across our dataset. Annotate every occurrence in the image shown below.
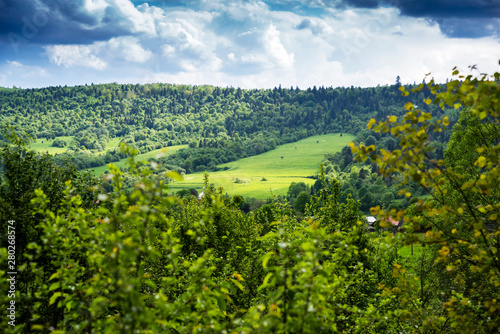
[0,64,498,333]
[351,65,500,332]
[1,135,403,333]
[0,81,443,174]
[0,79,456,213]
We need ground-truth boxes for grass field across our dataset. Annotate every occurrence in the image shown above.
[28,136,187,177]
[31,136,123,155]
[30,136,74,154]
[398,233,426,257]
[169,133,355,199]
[105,137,123,150]
[90,145,187,175]
[28,133,355,199]
[399,243,424,257]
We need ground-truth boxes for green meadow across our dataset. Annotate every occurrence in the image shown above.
[398,233,426,257]
[399,243,424,257]
[169,133,355,199]
[30,136,75,154]
[28,136,187,176]
[30,136,124,155]
[90,145,187,175]
[28,133,356,199]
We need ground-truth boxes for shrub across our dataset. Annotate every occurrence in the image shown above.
[51,138,67,147]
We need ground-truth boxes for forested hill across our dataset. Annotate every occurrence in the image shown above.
[0,82,448,173]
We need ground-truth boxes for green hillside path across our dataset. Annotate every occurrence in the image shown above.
[169,133,355,199]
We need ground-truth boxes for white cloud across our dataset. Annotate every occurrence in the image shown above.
[5,60,49,78]
[241,54,268,64]
[107,37,152,63]
[162,44,176,57]
[155,10,223,72]
[46,44,107,70]
[6,60,23,68]
[0,61,50,88]
[45,36,152,70]
[158,20,204,51]
[107,0,158,35]
[83,0,109,15]
[5,0,499,90]
[264,24,294,69]
[134,2,500,88]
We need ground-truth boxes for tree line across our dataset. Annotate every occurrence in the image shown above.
[1,80,446,175]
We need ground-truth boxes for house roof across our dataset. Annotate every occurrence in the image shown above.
[366,216,377,223]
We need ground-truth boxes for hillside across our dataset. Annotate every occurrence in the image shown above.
[1,70,498,333]
[169,133,355,198]
[0,82,447,175]
[0,81,458,212]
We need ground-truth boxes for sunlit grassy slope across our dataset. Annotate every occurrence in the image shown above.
[169,133,355,199]
[30,136,124,155]
[90,145,187,175]
[30,136,74,154]
[29,137,187,176]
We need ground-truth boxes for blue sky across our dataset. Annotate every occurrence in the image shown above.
[0,0,499,89]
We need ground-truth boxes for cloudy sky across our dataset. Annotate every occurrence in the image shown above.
[0,0,499,89]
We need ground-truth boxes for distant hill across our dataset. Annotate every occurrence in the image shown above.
[0,82,444,174]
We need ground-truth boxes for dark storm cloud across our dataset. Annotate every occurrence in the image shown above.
[332,0,500,38]
[0,0,130,49]
[436,17,499,38]
[393,0,500,38]
[331,0,500,18]
[395,0,500,19]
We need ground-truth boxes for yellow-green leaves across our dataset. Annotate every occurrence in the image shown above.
[262,251,274,269]
[476,156,487,168]
[442,116,450,126]
[367,118,376,129]
[165,170,183,181]
[404,102,413,111]
[350,142,376,162]
[349,142,358,154]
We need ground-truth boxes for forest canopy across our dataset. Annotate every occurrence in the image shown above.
[0,64,498,332]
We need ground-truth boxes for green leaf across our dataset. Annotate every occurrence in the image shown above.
[230,279,245,291]
[49,292,62,305]
[165,171,183,181]
[262,251,274,269]
[217,295,227,312]
[49,272,60,281]
[258,273,274,292]
[49,282,60,291]
[144,280,157,290]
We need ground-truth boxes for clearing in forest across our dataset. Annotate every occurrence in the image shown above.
[169,133,355,199]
